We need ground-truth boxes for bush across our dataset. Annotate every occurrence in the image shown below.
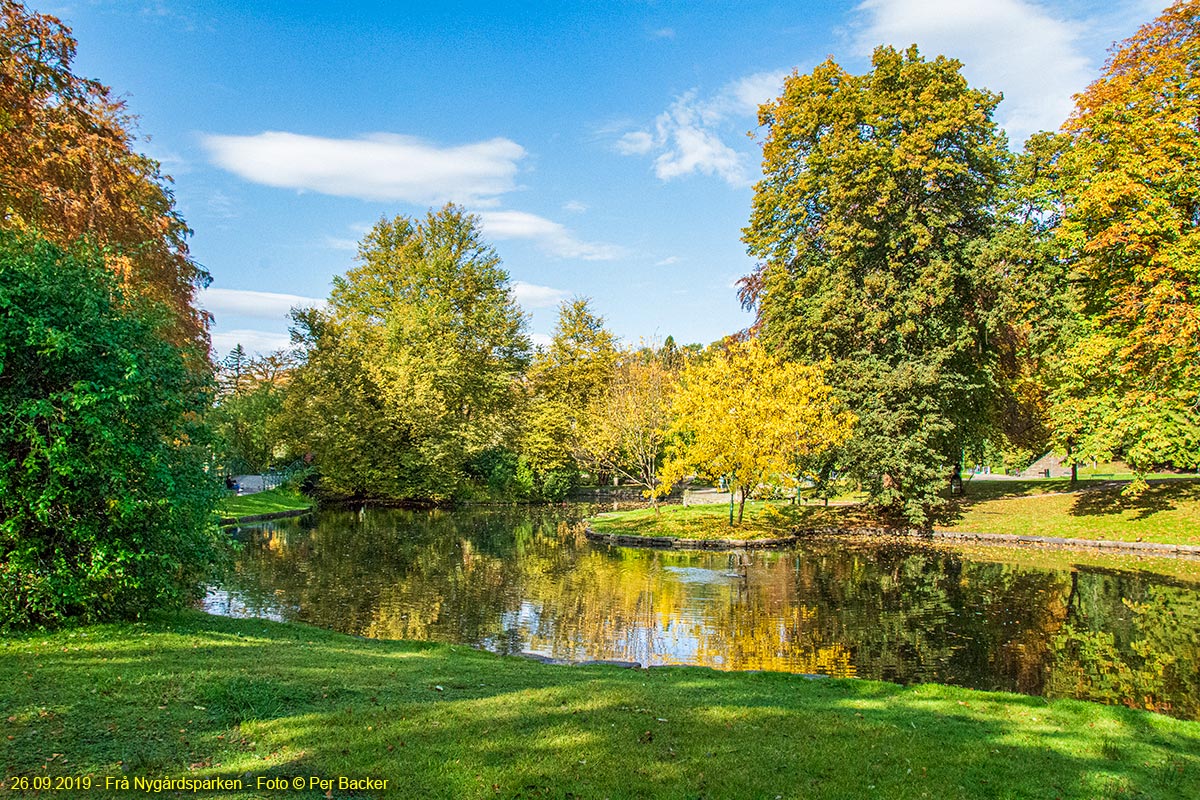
[0,232,222,629]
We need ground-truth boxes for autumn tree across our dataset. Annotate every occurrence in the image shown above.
[0,1,209,349]
[1047,0,1200,483]
[656,339,856,524]
[283,206,530,500]
[976,131,1077,471]
[742,46,1009,525]
[519,298,617,491]
[576,352,675,509]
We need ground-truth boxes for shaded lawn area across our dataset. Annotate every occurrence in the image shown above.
[591,479,1200,546]
[2,612,1198,799]
[217,488,312,522]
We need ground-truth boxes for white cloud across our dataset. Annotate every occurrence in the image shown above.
[511,281,569,309]
[530,332,553,350]
[614,70,787,187]
[615,130,656,155]
[655,256,680,266]
[852,0,1092,146]
[202,131,526,204]
[479,210,624,260]
[199,288,325,320]
[651,27,676,40]
[211,329,293,357]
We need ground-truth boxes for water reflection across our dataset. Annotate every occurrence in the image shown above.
[207,506,1200,719]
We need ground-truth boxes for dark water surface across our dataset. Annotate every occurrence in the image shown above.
[206,506,1200,719]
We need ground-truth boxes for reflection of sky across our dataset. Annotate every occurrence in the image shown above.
[202,588,288,623]
[502,566,745,668]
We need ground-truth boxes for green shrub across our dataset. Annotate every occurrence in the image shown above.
[0,232,222,629]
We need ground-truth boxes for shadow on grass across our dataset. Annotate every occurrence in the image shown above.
[3,612,1199,799]
[1067,481,1200,522]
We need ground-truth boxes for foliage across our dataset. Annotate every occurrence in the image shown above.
[0,231,220,629]
[576,354,675,506]
[742,46,1010,526]
[656,338,856,523]
[282,205,529,501]
[210,347,297,474]
[519,298,616,483]
[0,1,209,349]
[1048,1,1200,485]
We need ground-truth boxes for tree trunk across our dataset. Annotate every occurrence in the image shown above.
[737,487,747,524]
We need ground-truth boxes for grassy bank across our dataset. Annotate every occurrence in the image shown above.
[590,479,1200,547]
[217,488,312,522]
[2,611,1198,799]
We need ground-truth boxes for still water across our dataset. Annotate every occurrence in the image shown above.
[206,505,1200,719]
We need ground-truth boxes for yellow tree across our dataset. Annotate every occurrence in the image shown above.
[576,355,676,511]
[657,338,856,524]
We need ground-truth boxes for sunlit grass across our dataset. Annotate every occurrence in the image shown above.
[217,488,312,522]
[2,611,1198,799]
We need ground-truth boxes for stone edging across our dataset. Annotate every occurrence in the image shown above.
[584,527,1200,557]
[218,507,313,526]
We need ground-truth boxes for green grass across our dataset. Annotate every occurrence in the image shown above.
[947,479,1200,544]
[590,479,1200,546]
[590,501,858,540]
[217,488,312,522]
[2,611,1198,799]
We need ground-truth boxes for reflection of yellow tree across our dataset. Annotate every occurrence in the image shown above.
[226,508,1200,711]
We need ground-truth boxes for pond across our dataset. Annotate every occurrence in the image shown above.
[206,505,1200,720]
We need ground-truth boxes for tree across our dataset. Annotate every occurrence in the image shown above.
[520,298,617,484]
[211,347,298,474]
[0,2,209,349]
[576,354,675,510]
[283,206,530,500]
[0,231,220,629]
[656,339,856,524]
[741,46,1009,525]
[1048,1,1200,484]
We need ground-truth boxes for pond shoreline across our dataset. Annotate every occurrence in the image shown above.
[585,526,1200,557]
[218,507,312,526]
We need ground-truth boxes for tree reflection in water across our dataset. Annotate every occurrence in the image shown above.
[209,506,1200,719]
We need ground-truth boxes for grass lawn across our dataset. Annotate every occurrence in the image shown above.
[945,480,1200,544]
[2,611,1198,799]
[589,479,1200,547]
[217,488,312,522]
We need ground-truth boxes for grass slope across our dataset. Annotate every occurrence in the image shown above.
[2,612,1198,799]
[217,488,312,521]
[591,480,1200,546]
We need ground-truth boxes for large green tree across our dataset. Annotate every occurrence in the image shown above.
[1047,0,1200,482]
[284,206,530,501]
[742,46,1010,525]
[0,232,220,629]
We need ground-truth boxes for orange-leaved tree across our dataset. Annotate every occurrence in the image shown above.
[1049,0,1200,483]
[0,1,209,349]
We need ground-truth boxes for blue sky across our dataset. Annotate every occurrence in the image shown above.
[43,0,1166,355]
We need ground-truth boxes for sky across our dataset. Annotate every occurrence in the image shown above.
[40,0,1169,355]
